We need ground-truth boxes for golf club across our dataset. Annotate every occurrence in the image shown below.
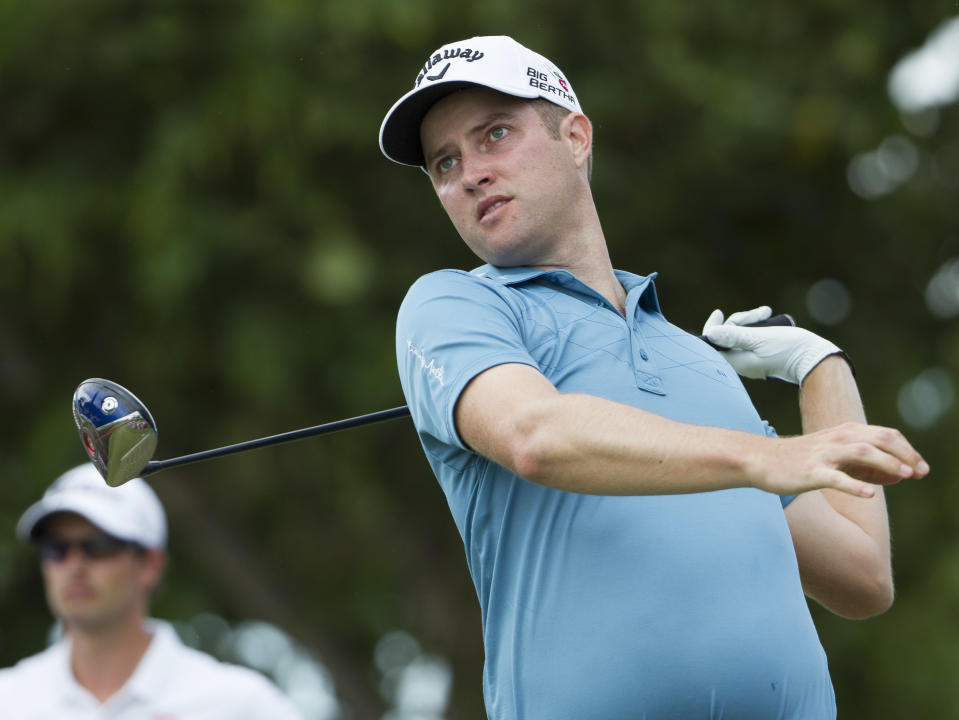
[73,313,795,486]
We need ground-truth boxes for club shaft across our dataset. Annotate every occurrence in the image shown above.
[137,314,794,477]
[141,405,412,477]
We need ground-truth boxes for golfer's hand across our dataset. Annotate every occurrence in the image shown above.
[702,306,842,385]
[755,422,930,498]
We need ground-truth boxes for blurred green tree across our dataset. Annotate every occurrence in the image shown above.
[1,1,956,717]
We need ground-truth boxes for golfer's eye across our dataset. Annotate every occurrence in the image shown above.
[489,126,509,141]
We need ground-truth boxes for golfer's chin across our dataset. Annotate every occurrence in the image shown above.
[456,218,536,268]
[54,598,109,629]
[466,235,547,270]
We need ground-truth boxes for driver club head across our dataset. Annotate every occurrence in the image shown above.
[73,378,158,487]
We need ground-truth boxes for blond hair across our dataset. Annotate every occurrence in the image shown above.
[530,98,593,181]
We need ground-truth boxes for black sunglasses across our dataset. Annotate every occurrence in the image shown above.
[36,533,142,563]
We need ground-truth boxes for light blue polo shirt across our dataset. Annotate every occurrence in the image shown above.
[396,265,835,720]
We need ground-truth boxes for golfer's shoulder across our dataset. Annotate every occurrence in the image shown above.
[174,649,266,687]
[406,267,515,301]
[0,644,61,697]
[399,270,500,321]
[410,267,486,291]
[163,642,300,714]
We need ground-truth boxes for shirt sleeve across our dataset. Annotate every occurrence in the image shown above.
[760,420,797,508]
[236,673,306,720]
[396,270,539,451]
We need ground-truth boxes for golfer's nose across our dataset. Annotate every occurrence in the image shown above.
[461,152,494,191]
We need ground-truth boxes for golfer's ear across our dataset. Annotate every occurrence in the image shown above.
[141,548,167,593]
[562,112,592,170]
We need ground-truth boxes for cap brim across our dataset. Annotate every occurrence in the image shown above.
[16,496,79,541]
[380,80,536,168]
[16,494,148,546]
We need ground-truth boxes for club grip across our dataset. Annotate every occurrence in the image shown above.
[746,313,795,328]
[699,312,796,349]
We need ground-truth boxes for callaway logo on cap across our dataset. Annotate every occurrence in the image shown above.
[379,35,582,168]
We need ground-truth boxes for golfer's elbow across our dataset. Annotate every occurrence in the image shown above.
[854,571,895,619]
[823,567,895,619]
[506,427,553,484]
[850,548,895,618]
[503,405,568,485]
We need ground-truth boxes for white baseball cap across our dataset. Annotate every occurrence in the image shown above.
[379,35,583,168]
[16,463,167,549]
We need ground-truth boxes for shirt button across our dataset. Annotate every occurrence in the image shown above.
[640,349,649,361]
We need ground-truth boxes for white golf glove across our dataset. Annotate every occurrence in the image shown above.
[702,306,844,386]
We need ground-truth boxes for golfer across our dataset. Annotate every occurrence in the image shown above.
[0,463,304,719]
[379,35,929,719]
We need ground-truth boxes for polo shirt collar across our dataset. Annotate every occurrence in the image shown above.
[29,620,179,712]
[470,264,547,283]
[121,619,180,703]
[46,635,88,708]
[615,269,662,313]
[471,264,662,312]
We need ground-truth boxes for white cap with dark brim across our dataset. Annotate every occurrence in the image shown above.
[16,463,167,549]
[379,35,582,168]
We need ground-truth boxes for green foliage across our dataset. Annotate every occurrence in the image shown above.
[1,1,956,717]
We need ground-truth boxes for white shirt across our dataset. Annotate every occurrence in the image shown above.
[0,621,305,720]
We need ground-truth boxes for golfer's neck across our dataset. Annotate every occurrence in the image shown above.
[545,236,626,314]
[68,615,153,703]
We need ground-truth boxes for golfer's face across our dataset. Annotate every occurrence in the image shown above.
[420,88,579,268]
[39,514,151,632]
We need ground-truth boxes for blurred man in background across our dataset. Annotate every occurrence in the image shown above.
[379,34,929,719]
[0,463,304,719]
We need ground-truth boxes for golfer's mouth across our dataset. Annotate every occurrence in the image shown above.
[477,196,511,223]
[63,584,95,600]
